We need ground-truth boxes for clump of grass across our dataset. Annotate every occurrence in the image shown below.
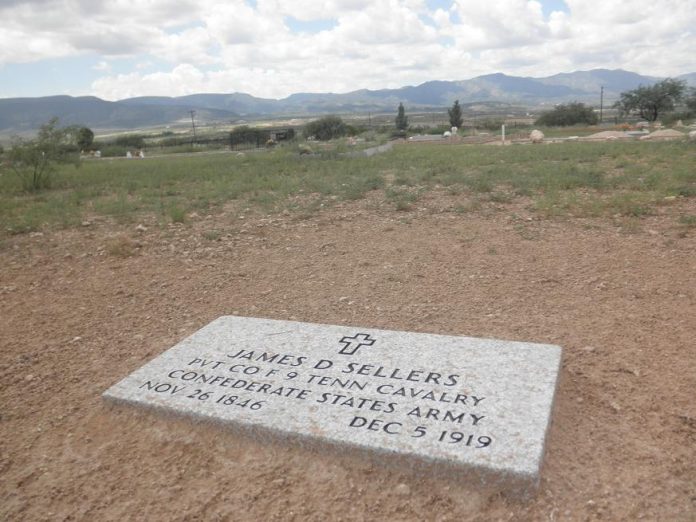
[466,175,493,193]
[453,199,482,214]
[385,187,420,211]
[247,191,277,208]
[607,194,654,217]
[678,214,696,227]
[514,223,541,240]
[105,234,138,257]
[168,205,186,223]
[93,193,139,223]
[617,217,643,235]
[292,199,325,220]
[488,191,513,203]
[337,171,383,201]
[202,229,222,241]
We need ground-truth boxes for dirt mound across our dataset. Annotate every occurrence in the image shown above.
[640,129,685,140]
[581,130,633,140]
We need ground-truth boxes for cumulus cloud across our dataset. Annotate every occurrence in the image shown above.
[0,0,694,99]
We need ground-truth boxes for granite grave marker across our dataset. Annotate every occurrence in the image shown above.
[103,316,562,495]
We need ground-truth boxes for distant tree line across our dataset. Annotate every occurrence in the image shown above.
[230,126,296,148]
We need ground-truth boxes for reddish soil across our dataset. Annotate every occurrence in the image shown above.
[1,192,695,521]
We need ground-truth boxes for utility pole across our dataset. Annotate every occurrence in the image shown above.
[189,110,197,145]
[599,86,604,124]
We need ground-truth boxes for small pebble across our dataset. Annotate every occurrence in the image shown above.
[394,483,411,496]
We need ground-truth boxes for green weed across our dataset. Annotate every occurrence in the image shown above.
[385,187,420,211]
[168,206,186,223]
[678,214,696,227]
[202,229,222,241]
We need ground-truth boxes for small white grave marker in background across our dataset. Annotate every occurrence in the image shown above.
[103,316,562,495]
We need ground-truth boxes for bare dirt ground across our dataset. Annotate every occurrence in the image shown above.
[1,191,695,521]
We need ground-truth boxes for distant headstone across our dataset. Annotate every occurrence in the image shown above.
[104,316,562,495]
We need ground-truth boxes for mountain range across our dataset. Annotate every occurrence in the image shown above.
[1,69,694,134]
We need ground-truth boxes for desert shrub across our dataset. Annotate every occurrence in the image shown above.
[5,118,80,192]
[304,116,347,141]
[661,112,693,126]
[536,102,598,126]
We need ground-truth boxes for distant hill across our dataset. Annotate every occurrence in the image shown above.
[677,72,696,86]
[0,69,693,133]
[538,69,663,95]
[0,95,237,134]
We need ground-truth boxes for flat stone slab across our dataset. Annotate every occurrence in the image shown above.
[103,316,562,494]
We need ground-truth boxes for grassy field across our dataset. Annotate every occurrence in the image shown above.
[1,140,694,236]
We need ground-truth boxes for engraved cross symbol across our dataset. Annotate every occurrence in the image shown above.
[338,333,376,355]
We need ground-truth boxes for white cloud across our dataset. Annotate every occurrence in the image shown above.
[92,60,111,72]
[0,0,694,99]
[91,64,207,99]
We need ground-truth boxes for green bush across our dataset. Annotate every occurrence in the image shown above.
[304,116,347,141]
[535,102,598,126]
[5,118,80,192]
[661,112,693,126]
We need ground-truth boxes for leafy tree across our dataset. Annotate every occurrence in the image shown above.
[686,88,696,115]
[304,115,347,141]
[5,118,80,192]
[535,102,598,126]
[448,99,463,128]
[76,126,94,150]
[395,102,408,131]
[614,78,686,122]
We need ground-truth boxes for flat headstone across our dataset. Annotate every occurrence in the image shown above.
[103,316,562,495]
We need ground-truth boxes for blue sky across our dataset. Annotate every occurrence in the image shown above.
[0,0,692,100]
